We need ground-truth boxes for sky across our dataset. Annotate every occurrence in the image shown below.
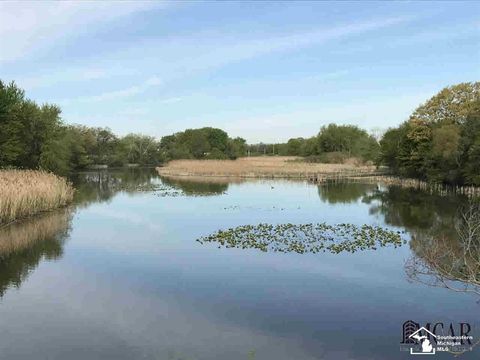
[0,1,479,143]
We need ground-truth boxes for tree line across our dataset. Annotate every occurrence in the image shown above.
[0,81,246,175]
[160,127,247,160]
[249,82,480,186]
[262,124,380,163]
[378,82,480,186]
[1,79,478,185]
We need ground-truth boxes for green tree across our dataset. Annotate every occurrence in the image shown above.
[378,82,480,185]
[460,101,480,185]
[0,81,26,166]
[317,124,379,161]
[120,134,161,165]
[159,127,243,160]
[286,138,304,156]
[409,82,480,125]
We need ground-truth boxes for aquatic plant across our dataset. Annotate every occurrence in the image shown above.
[0,170,74,226]
[197,222,406,254]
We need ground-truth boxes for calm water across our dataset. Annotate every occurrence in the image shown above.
[0,169,478,360]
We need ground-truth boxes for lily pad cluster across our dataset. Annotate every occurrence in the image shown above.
[197,223,406,254]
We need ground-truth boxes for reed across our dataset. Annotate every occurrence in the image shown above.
[157,156,381,178]
[0,170,74,226]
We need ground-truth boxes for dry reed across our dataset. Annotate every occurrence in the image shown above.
[157,156,381,179]
[0,170,74,226]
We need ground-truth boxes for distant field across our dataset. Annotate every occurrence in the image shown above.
[157,156,380,179]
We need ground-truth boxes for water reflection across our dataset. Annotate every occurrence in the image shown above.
[71,168,160,206]
[160,175,231,196]
[0,209,72,297]
[0,170,478,359]
[2,171,476,300]
[71,169,234,202]
[317,181,378,204]
[405,202,480,297]
[362,185,463,231]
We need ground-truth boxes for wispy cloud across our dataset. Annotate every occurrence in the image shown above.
[48,16,411,99]
[63,76,162,103]
[6,15,402,90]
[138,15,415,76]
[332,22,480,55]
[159,97,182,104]
[16,66,111,90]
[0,1,166,63]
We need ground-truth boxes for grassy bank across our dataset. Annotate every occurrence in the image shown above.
[0,170,74,226]
[156,156,382,179]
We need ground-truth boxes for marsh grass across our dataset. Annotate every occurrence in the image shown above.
[0,170,74,226]
[157,156,379,178]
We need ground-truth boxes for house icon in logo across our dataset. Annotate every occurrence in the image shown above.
[408,327,437,355]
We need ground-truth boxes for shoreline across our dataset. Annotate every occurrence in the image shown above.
[156,157,480,198]
[156,156,384,179]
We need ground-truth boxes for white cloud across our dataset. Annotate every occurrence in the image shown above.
[16,66,110,90]
[332,22,480,55]
[63,76,163,103]
[0,1,166,63]
[159,97,182,104]
[6,14,401,91]
[133,15,415,76]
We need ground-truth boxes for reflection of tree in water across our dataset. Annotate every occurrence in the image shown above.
[72,169,239,202]
[0,168,156,298]
[317,181,378,204]
[363,186,463,231]
[160,176,229,196]
[363,185,479,298]
[406,202,480,297]
[71,168,160,207]
[0,209,73,297]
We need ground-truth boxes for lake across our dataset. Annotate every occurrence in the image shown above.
[0,168,478,360]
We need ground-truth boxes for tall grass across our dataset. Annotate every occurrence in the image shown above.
[157,156,380,178]
[0,170,74,226]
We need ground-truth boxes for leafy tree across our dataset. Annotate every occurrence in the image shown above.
[160,127,244,160]
[460,101,480,185]
[409,82,480,125]
[299,137,318,156]
[379,126,407,171]
[378,82,480,185]
[286,138,305,156]
[0,81,26,166]
[226,137,247,159]
[120,134,160,165]
[316,124,379,161]
[39,128,71,175]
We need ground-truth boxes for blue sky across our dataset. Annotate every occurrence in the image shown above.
[1,1,478,142]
